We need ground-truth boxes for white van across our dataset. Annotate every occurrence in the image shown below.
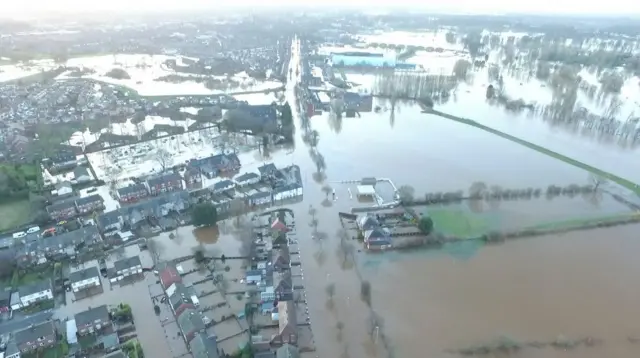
[12,231,26,239]
[26,226,40,234]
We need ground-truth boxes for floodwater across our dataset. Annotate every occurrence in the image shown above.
[83,38,640,358]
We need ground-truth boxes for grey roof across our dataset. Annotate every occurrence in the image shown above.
[273,271,292,291]
[235,172,260,183]
[191,332,219,358]
[55,181,72,190]
[169,283,196,311]
[257,163,278,177]
[116,183,148,196]
[212,179,235,191]
[14,321,56,344]
[147,172,182,187]
[248,191,271,200]
[97,210,122,228]
[75,194,104,207]
[189,153,240,170]
[74,166,90,178]
[177,308,206,337]
[103,350,127,358]
[40,225,102,251]
[113,256,142,271]
[75,305,109,327]
[277,344,299,358]
[46,198,77,212]
[69,266,100,284]
[18,279,52,297]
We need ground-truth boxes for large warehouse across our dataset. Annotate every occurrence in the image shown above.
[330,51,397,68]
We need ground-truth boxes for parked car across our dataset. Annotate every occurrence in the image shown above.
[26,226,40,234]
[12,231,26,239]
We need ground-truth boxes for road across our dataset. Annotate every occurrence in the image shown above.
[0,310,53,335]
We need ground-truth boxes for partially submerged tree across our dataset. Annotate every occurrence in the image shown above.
[192,202,218,227]
[397,185,415,203]
[453,59,472,80]
[360,281,372,307]
[418,216,434,235]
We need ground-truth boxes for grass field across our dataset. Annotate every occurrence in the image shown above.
[428,208,495,238]
[0,199,32,231]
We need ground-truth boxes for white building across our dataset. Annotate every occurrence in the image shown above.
[69,266,101,294]
[109,256,143,283]
[16,279,53,309]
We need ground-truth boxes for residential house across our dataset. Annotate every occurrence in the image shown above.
[159,262,182,290]
[116,183,149,203]
[234,172,260,187]
[167,283,198,317]
[211,179,235,193]
[18,225,104,264]
[53,181,73,197]
[357,214,380,231]
[74,166,92,183]
[260,286,276,302]
[46,198,77,221]
[188,153,241,179]
[273,271,293,301]
[119,190,190,228]
[191,332,219,358]
[109,256,142,284]
[364,228,392,251]
[184,166,203,190]
[14,321,57,353]
[246,191,272,207]
[271,301,297,346]
[177,308,206,343]
[75,305,111,335]
[272,166,303,202]
[17,279,53,308]
[69,266,102,297]
[146,172,183,196]
[257,163,279,180]
[75,194,105,215]
[244,104,278,127]
[97,211,125,234]
[48,150,77,171]
[245,270,263,284]
[277,344,300,358]
[0,289,10,312]
[272,246,290,272]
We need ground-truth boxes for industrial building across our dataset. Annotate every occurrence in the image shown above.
[330,51,397,68]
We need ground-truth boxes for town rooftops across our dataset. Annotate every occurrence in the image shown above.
[75,194,104,207]
[14,321,56,344]
[46,197,77,212]
[257,163,278,177]
[235,172,260,183]
[75,305,109,327]
[113,256,142,272]
[190,332,219,358]
[177,308,206,336]
[116,183,147,196]
[212,179,235,191]
[158,262,182,289]
[40,225,102,251]
[147,172,181,187]
[74,166,90,178]
[69,266,100,284]
[18,279,52,297]
[278,300,296,335]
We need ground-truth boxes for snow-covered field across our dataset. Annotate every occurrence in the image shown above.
[86,127,263,182]
[0,61,57,82]
[1,54,282,95]
[56,54,282,96]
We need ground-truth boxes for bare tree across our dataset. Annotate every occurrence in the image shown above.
[336,321,345,342]
[229,198,248,226]
[154,148,172,172]
[337,229,355,268]
[325,283,336,300]
[589,174,607,191]
[146,238,164,263]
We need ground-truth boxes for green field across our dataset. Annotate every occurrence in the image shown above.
[0,199,32,231]
[428,208,496,238]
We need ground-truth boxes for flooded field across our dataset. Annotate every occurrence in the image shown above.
[362,224,640,358]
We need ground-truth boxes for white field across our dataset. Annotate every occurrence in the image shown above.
[1,54,283,95]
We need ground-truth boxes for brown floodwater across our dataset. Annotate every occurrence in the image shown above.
[95,56,640,358]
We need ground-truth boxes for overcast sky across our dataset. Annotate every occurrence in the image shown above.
[3,0,640,17]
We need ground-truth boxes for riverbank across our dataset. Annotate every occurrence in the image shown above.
[426,109,640,195]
